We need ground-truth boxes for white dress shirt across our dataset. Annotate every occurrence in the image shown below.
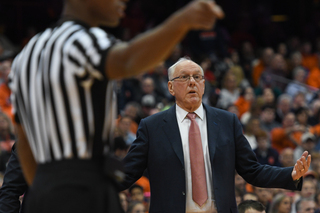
[176,104,214,213]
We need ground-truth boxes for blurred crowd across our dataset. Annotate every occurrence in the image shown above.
[0,0,320,212]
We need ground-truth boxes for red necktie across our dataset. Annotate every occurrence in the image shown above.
[187,112,208,207]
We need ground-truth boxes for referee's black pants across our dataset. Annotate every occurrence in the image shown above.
[23,159,124,213]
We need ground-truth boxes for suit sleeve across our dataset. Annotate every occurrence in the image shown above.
[117,119,149,191]
[0,143,28,213]
[233,114,301,191]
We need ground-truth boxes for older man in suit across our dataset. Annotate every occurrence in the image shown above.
[120,57,311,213]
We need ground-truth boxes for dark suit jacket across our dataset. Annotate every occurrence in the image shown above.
[0,144,28,213]
[121,104,302,213]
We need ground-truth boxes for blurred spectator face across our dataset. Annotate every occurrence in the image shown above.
[294,68,306,83]
[130,187,144,202]
[293,93,306,108]
[244,87,255,102]
[231,51,240,64]
[0,114,10,135]
[311,100,320,116]
[200,57,212,71]
[301,42,312,55]
[263,88,275,105]
[0,60,12,82]
[296,110,308,125]
[262,48,274,66]
[142,77,155,94]
[242,41,254,56]
[301,180,316,199]
[235,173,246,191]
[298,200,316,213]
[278,99,291,115]
[282,113,295,128]
[280,148,294,167]
[271,54,286,71]
[245,118,260,135]
[278,196,291,213]
[227,105,239,117]
[290,52,302,67]
[251,119,261,134]
[302,139,316,153]
[119,192,128,212]
[118,117,132,134]
[124,105,139,120]
[255,187,273,206]
[223,73,237,91]
[261,108,275,123]
[277,43,287,57]
[257,136,269,152]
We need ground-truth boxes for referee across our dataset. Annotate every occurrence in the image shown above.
[9,0,224,212]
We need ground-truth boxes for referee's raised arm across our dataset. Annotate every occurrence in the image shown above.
[106,0,224,79]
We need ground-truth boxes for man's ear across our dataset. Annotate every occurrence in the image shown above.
[168,81,175,96]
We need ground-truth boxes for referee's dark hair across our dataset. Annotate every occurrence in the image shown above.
[238,200,266,213]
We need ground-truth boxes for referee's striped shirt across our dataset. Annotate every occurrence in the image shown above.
[9,20,118,163]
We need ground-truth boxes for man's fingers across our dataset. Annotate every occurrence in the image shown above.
[307,154,312,167]
[302,151,309,158]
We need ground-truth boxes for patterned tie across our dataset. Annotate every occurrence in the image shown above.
[187,112,208,207]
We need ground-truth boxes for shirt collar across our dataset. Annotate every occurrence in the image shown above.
[176,103,204,123]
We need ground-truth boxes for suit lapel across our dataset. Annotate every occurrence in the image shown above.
[204,104,220,163]
[162,105,184,167]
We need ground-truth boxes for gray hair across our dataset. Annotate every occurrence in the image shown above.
[277,94,292,105]
[167,57,204,80]
[293,66,306,78]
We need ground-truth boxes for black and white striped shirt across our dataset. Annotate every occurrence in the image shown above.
[9,20,118,163]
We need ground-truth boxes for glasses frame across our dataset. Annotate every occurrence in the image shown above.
[170,74,204,82]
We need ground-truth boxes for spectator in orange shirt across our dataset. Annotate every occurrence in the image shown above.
[252,47,274,87]
[271,112,305,153]
[0,60,13,122]
[306,54,320,89]
[301,41,319,71]
[234,86,255,119]
[116,102,141,134]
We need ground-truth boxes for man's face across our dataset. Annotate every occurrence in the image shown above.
[130,188,144,202]
[283,113,295,128]
[257,137,269,151]
[280,149,294,167]
[261,108,275,123]
[278,196,291,213]
[254,187,272,205]
[301,181,316,198]
[279,100,291,114]
[168,60,205,112]
[87,0,128,27]
[299,200,316,213]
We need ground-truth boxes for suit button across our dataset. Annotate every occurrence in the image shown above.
[182,191,185,195]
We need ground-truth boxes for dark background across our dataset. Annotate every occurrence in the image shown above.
[0,0,319,53]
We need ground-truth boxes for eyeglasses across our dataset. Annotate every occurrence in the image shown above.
[170,74,204,82]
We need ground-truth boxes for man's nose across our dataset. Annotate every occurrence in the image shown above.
[189,76,196,84]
